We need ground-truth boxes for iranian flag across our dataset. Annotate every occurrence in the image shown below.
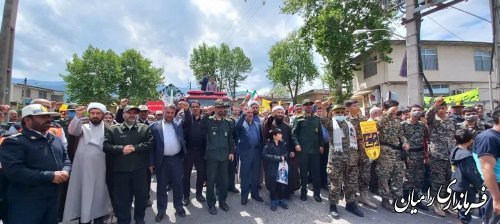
[245,90,252,100]
[288,101,294,114]
[247,90,260,106]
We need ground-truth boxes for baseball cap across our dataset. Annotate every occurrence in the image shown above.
[138,105,149,111]
[22,104,59,119]
[302,99,314,106]
[124,105,140,113]
[331,104,345,111]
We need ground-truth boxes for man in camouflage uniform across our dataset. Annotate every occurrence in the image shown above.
[401,104,429,211]
[376,100,409,212]
[457,107,486,139]
[425,96,456,217]
[324,105,364,218]
[292,99,324,202]
[344,100,377,209]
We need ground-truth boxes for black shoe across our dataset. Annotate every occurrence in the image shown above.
[229,188,240,193]
[208,206,217,215]
[252,196,264,202]
[219,202,230,212]
[416,201,429,211]
[300,194,307,201]
[241,197,248,205]
[175,207,186,217]
[196,194,206,202]
[346,203,364,217]
[155,212,165,222]
[314,194,322,202]
[183,197,190,206]
[146,200,152,207]
[330,204,339,219]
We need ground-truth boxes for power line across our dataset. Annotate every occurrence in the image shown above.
[427,16,464,41]
[228,3,264,46]
[450,6,492,23]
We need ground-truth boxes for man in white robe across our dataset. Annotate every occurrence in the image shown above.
[63,103,112,224]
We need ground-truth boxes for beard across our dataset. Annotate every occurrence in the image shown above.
[91,118,103,125]
[275,116,284,123]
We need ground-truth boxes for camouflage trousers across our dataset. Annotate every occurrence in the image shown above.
[327,153,359,205]
[376,146,404,199]
[358,151,371,193]
[430,156,451,198]
[403,151,425,192]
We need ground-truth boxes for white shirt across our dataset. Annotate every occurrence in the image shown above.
[162,120,181,156]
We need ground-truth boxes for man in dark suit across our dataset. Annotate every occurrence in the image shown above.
[149,103,189,222]
[236,107,264,205]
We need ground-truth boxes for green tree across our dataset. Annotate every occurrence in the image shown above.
[190,42,251,97]
[282,0,395,103]
[118,49,164,104]
[226,47,251,99]
[62,45,121,105]
[267,32,319,104]
[189,42,219,83]
[61,45,163,105]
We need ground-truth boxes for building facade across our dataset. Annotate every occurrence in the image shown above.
[352,40,498,110]
[9,83,65,106]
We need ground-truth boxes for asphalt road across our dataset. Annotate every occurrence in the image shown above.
[61,171,482,224]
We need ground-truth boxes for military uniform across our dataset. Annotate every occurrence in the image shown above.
[401,120,428,194]
[376,113,408,200]
[201,103,235,210]
[323,118,359,205]
[457,121,485,139]
[425,106,456,198]
[346,115,370,194]
[292,112,323,198]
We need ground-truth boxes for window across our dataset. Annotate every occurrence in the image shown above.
[38,91,47,99]
[474,50,492,71]
[421,48,438,70]
[51,95,63,102]
[363,56,377,78]
[423,84,449,96]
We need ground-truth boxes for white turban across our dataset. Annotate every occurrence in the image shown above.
[272,106,284,112]
[87,102,107,113]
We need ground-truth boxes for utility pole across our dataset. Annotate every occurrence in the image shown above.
[405,0,424,106]
[493,0,500,111]
[0,0,19,105]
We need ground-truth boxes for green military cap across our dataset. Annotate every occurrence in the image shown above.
[214,99,229,107]
[124,105,140,113]
[331,104,345,111]
[138,105,149,111]
[302,99,314,106]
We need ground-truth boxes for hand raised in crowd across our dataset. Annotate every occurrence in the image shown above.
[178,101,189,111]
[0,105,9,113]
[75,106,86,119]
[295,145,302,152]
[434,96,445,107]
[387,106,398,115]
[52,171,69,184]
[119,98,129,109]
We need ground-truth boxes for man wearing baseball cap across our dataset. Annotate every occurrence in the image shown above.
[0,104,71,224]
[104,105,153,224]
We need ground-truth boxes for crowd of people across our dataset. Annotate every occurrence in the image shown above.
[0,95,499,224]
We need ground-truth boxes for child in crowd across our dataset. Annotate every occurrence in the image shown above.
[262,128,289,211]
[450,129,484,224]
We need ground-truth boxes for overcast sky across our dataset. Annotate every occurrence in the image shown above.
[1,0,492,93]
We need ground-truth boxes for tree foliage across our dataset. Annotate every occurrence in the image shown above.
[267,31,319,104]
[189,42,252,98]
[61,45,163,105]
[282,0,396,103]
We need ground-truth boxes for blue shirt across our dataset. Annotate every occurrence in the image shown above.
[247,121,260,147]
[473,129,500,182]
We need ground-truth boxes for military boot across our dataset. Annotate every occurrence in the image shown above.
[346,202,364,217]
[359,191,378,209]
[330,204,339,219]
[381,198,395,213]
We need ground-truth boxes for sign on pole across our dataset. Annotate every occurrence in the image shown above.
[146,101,164,112]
